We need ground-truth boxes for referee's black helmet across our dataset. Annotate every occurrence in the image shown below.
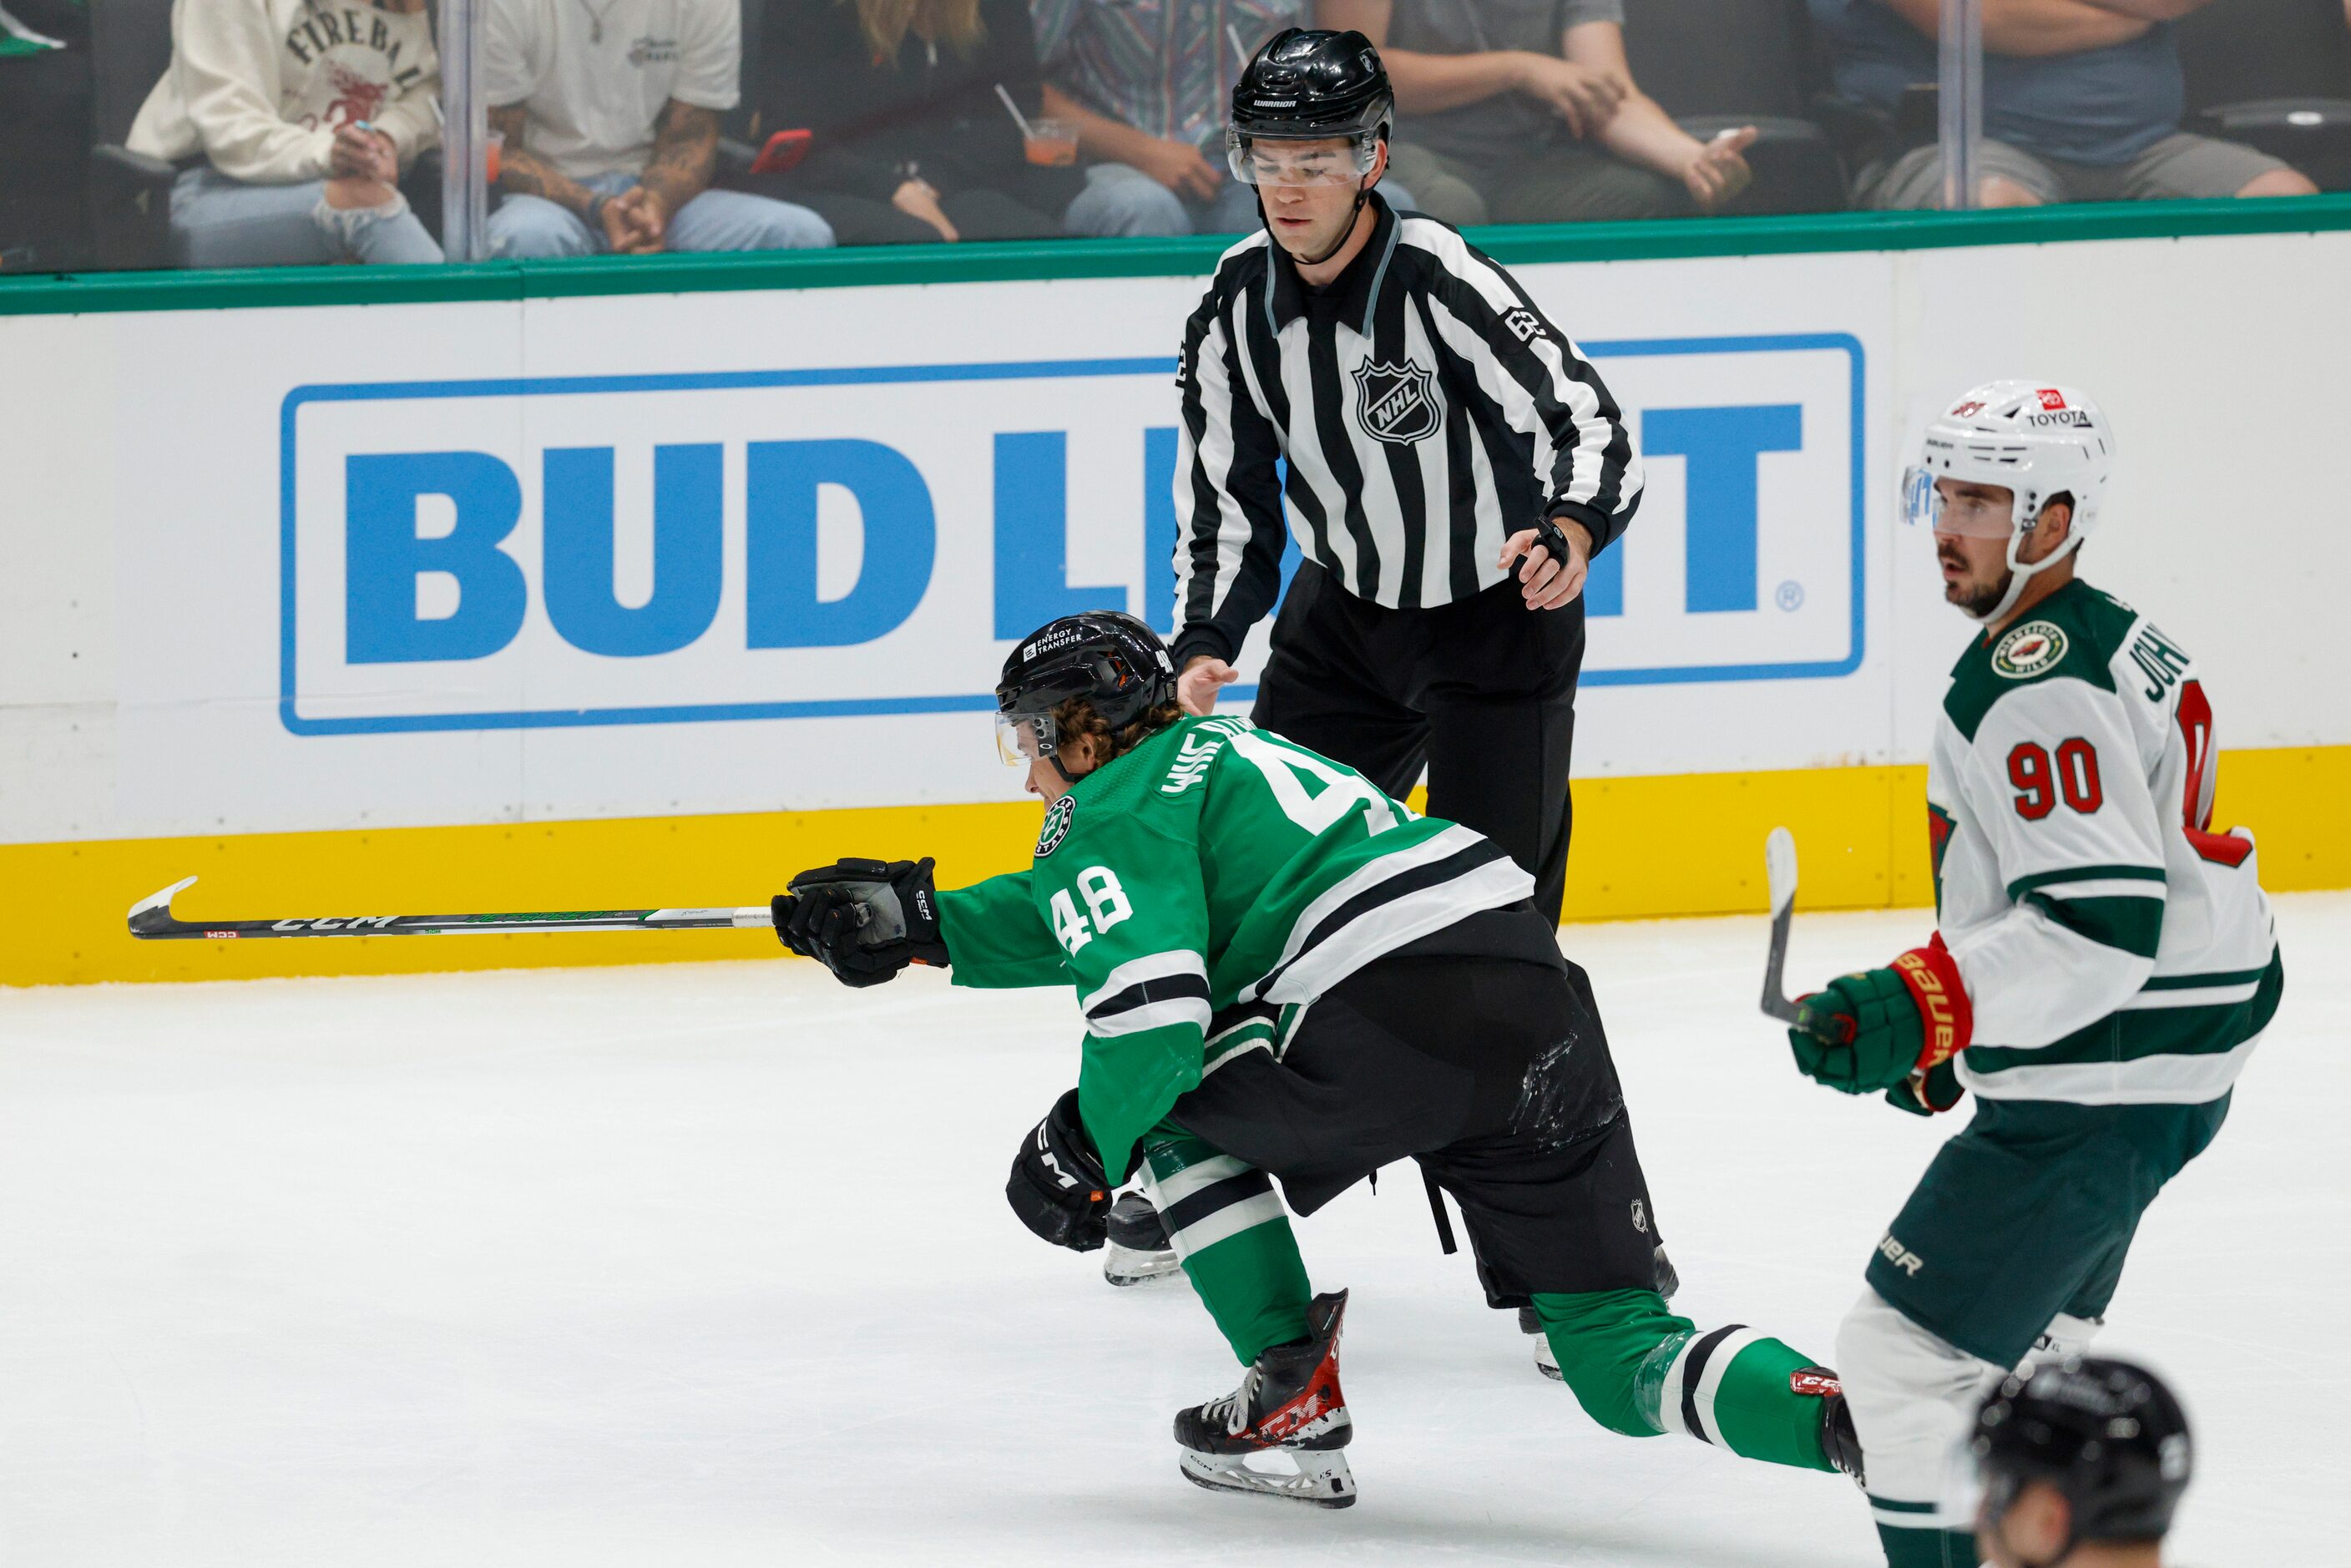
[1974,1357,2192,1555]
[1229,28,1393,147]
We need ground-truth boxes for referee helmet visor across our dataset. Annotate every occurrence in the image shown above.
[1226,28,1392,185]
[1229,136,1380,187]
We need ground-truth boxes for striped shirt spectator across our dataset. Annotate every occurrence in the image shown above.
[1041,0,1309,236]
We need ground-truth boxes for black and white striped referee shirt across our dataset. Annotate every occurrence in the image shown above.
[1170,193,1643,670]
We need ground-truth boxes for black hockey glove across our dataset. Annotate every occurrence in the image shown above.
[1005,1088,1112,1252]
[772,857,949,988]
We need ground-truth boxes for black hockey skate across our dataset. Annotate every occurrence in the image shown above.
[1174,1289,1355,1507]
[1102,1191,1183,1287]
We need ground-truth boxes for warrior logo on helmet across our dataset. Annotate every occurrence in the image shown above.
[1352,358,1441,445]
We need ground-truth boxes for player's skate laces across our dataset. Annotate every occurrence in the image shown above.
[1174,1289,1355,1507]
[1102,1191,1183,1287]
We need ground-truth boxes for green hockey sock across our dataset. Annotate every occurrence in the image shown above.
[1875,1523,1979,1567]
[1140,1121,1310,1365]
[1675,1332,1838,1472]
[1531,1288,1692,1437]
[1532,1290,1834,1471]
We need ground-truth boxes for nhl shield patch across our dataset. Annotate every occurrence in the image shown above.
[1352,358,1442,446]
[1992,621,2068,679]
[1034,794,1076,857]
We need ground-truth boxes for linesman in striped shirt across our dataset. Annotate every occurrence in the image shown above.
[1170,26,1642,928]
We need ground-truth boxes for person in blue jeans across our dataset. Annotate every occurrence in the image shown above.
[481,0,831,256]
[1036,0,1416,236]
[125,0,444,267]
[1811,0,2319,207]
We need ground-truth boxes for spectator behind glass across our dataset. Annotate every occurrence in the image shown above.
[482,0,833,255]
[745,0,1085,244]
[1319,0,1757,224]
[1037,0,1298,236]
[125,0,442,266]
[1812,0,2322,207]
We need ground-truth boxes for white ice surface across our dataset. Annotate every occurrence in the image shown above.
[3,897,2343,1567]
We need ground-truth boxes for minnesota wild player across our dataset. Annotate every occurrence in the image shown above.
[774,610,1861,1507]
[1783,384,2283,1568]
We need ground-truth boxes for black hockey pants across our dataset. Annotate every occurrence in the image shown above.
[1250,563,1585,925]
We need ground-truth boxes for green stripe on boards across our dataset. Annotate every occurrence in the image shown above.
[2005,864,2166,898]
[2024,891,2163,959]
[1140,1120,1310,1365]
[1966,950,2284,1075]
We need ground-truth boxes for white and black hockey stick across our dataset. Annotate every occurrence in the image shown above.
[128,877,774,941]
[1758,827,1852,1043]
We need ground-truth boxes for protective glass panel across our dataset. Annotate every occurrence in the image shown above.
[18,0,2342,271]
[6,0,472,271]
[1916,0,2348,211]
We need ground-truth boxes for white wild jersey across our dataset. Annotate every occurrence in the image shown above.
[1928,579,2280,1105]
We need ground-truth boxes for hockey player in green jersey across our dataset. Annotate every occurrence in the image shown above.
[1784,383,2283,1568]
[774,610,1863,1507]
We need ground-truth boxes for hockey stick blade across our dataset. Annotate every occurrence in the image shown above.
[1759,828,1805,1024]
[125,877,775,941]
[1757,831,1853,1044]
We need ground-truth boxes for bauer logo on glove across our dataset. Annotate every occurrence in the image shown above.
[1787,937,1972,1110]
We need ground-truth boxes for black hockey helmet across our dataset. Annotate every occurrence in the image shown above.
[1226,28,1393,187]
[995,611,1179,777]
[1974,1357,2192,1559]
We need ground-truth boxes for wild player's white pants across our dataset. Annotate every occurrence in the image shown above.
[1834,1287,2102,1534]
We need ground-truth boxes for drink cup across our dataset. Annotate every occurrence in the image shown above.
[1023,119,1078,167]
[486,129,505,184]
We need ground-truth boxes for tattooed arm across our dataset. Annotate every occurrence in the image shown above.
[598,101,721,254]
[491,102,649,250]
[634,100,721,225]
[489,104,599,218]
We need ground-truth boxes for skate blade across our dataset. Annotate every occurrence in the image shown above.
[1533,1355,1564,1383]
[1177,1447,1357,1509]
[1103,1241,1185,1287]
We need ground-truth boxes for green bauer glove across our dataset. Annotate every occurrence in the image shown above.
[1788,968,1924,1095]
[1788,938,1973,1104]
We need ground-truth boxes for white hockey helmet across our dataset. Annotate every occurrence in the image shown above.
[1902,381,2116,621]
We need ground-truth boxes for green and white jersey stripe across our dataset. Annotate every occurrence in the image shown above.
[1929,580,2279,1106]
[938,716,1533,1177]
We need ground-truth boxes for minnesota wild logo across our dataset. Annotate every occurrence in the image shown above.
[1035,794,1076,857]
[1993,621,2069,679]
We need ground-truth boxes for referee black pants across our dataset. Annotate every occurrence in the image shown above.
[1250,563,1585,924]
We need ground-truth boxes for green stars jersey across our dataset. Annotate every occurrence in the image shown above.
[1930,579,2281,1105]
[935,716,1536,1179]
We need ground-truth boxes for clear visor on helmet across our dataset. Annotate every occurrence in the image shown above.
[994,711,1058,767]
[1227,132,1378,188]
[1900,465,2019,539]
